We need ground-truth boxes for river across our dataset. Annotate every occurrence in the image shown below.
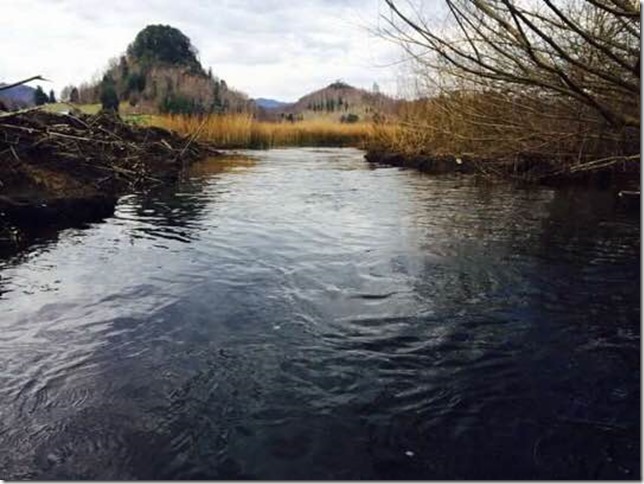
[0,148,639,479]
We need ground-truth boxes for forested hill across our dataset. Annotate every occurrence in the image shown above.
[64,25,252,115]
[274,81,399,122]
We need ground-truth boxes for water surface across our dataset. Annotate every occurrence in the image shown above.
[0,148,639,479]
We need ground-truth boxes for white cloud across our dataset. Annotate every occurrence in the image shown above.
[0,0,406,102]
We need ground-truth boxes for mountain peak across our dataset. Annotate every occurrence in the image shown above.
[127,25,201,70]
[327,80,353,90]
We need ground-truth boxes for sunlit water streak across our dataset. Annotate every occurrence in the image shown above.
[0,148,639,479]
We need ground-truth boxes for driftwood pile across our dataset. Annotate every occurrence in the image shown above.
[0,108,221,251]
[0,108,220,194]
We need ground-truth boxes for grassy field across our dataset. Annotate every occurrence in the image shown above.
[42,102,102,115]
[41,102,155,126]
[149,114,376,149]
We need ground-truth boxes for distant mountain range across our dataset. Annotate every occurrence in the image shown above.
[0,84,36,109]
[254,98,289,109]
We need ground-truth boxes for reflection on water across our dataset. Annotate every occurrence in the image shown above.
[188,154,257,177]
[0,148,639,479]
[113,155,257,245]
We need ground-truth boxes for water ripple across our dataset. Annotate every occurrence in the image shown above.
[0,148,639,480]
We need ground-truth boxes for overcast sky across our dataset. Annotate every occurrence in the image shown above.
[1,0,411,102]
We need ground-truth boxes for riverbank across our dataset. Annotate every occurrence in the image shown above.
[0,109,221,252]
[364,150,641,192]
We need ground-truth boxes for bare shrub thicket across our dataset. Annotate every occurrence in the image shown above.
[376,0,640,169]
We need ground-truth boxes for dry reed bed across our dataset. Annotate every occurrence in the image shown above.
[150,114,379,149]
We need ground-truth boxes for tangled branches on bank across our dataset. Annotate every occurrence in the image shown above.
[0,108,221,249]
[0,108,220,195]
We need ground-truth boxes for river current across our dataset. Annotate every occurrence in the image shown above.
[0,148,639,479]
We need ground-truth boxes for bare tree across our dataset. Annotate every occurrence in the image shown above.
[383,0,639,127]
[377,0,640,169]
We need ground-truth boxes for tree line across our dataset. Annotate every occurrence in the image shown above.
[307,97,351,113]
[34,85,56,106]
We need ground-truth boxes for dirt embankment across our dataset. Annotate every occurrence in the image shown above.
[0,109,220,251]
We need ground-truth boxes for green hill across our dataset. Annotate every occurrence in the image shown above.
[68,25,252,115]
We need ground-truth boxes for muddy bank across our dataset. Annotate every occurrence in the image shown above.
[0,109,220,252]
[364,150,640,192]
[364,152,480,175]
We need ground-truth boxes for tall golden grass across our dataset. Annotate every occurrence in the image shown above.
[149,114,381,149]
